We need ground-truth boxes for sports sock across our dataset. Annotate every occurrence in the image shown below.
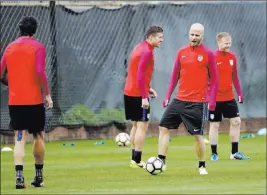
[35,164,43,178]
[231,142,238,154]
[199,161,206,168]
[211,145,217,154]
[158,155,166,164]
[134,151,142,163]
[15,165,23,178]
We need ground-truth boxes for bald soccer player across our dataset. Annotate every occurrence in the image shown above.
[157,23,218,175]
[124,26,163,168]
[0,16,53,189]
[209,32,249,161]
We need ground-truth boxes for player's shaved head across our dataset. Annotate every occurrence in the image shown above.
[189,23,204,47]
[190,23,204,35]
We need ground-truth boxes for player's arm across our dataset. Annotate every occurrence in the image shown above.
[36,45,50,96]
[232,56,244,103]
[207,51,218,111]
[137,48,152,99]
[0,49,8,86]
[36,45,53,109]
[163,51,181,107]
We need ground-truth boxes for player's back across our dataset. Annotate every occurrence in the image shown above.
[124,41,154,97]
[176,44,212,102]
[5,37,44,105]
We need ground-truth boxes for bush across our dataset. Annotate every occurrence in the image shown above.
[59,104,125,125]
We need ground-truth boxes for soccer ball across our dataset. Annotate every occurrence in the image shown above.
[145,157,164,175]
[115,132,130,147]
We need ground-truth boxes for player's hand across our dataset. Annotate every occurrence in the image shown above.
[162,98,170,107]
[238,96,244,103]
[149,88,157,98]
[208,103,216,111]
[141,98,149,109]
[45,94,53,110]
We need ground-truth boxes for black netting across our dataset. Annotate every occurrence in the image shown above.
[1,2,266,134]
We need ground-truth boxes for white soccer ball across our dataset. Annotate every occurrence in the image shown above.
[115,132,130,147]
[145,157,164,175]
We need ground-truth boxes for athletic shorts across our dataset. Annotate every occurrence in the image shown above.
[9,104,45,134]
[159,99,208,135]
[209,99,239,122]
[124,95,150,122]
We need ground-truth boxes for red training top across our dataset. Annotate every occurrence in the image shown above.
[0,36,50,105]
[214,50,243,101]
[124,41,154,99]
[164,44,218,109]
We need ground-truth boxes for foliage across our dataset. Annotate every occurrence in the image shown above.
[59,104,125,125]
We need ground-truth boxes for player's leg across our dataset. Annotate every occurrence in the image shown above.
[181,102,208,175]
[9,105,28,189]
[129,121,137,161]
[124,95,139,164]
[208,102,223,161]
[29,104,46,187]
[125,96,150,168]
[14,130,27,189]
[31,131,45,187]
[132,120,149,167]
[223,100,249,160]
[194,135,207,174]
[158,99,184,170]
[158,126,169,164]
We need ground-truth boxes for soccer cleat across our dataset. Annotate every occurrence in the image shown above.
[16,177,26,189]
[230,152,250,160]
[199,166,208,175]
[210,153,219,161]
[31,176,44,187]
[129,160,146,169]
[162,164,167,172]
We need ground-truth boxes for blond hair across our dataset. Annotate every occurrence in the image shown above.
[216,32,231,42]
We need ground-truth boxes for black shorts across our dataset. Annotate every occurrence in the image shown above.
[124,95,150,122]
[9,104,45,134]
[209,99,239,122]
[159,99,208,135]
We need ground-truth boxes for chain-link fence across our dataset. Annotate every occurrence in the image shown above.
[1,1,266,133]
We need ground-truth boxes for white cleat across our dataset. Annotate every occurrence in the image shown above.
[162,164,167,172]
[199,166,208,175]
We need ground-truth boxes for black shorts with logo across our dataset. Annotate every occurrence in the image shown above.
[159,99,208,135]
[209,99,239,122]
[124,95,150,122]
[9,104,45,134]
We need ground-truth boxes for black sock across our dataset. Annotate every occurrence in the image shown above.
[158,155,166,164]
[15,165,23,178]
[131,149,135,160]
[211,145,217,154]
[133,151,142,163]
[35,164,43,177]
[199,161,205,168]
[231,142,238,154]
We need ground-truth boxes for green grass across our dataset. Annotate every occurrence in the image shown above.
[1,133,266,194]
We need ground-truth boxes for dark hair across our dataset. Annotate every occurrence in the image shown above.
[145,26,163,39]
[19,16,38,36]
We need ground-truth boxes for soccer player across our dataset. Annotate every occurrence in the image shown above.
[0,16,53,189]
[208,32,250,161]
[157,23,218,175]
[124,26,163,168]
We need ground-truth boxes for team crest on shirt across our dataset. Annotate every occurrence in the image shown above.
[210,114,214,120]
[229,59,234,66]
[197,55,203,62]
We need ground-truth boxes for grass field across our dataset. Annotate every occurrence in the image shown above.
[1,133,266,194]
